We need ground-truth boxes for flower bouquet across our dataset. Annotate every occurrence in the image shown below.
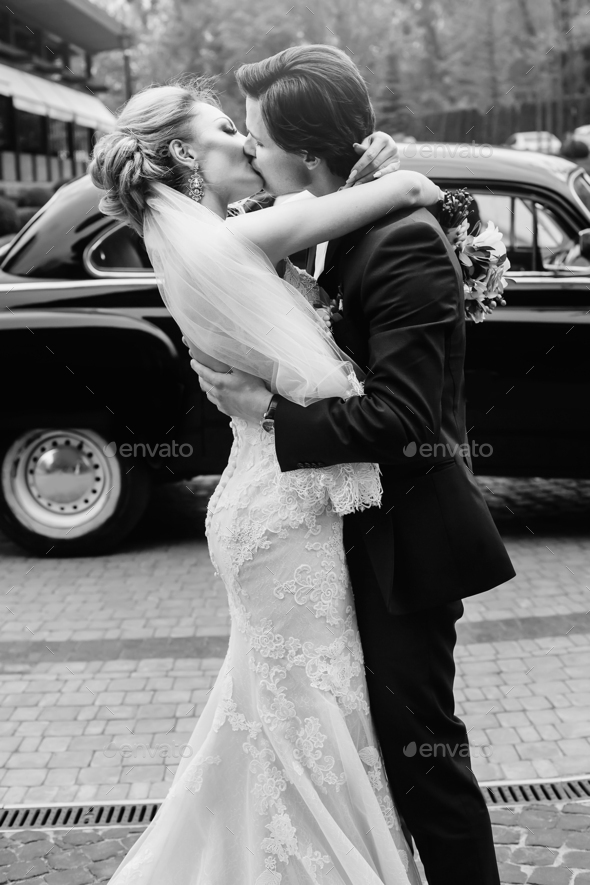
[440,189,510,323]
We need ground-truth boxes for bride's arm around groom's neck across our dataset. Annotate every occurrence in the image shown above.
[226,171,442,267]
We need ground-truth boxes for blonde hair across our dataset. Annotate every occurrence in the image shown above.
[89,77,219,235]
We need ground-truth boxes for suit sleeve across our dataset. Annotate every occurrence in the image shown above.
[274,220,460,470]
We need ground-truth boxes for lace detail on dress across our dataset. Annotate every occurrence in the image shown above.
[282,258,321,306]
[225,513,272,577]
[359,745,402,834]
[273,520,346,627]
[303,622,369,717]
[184,756,221,793]
[221,416,381,530]
[216,673,338,882]
[285,716,346,792]
[273,561,345,626]
[301,843,332,882]
[275,454,382,517]
[261,811,298,862]
[213,671,262,740]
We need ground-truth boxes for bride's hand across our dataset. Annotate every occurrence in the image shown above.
[343,132,401,189]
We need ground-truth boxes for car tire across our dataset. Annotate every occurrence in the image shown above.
[0,427,152,556]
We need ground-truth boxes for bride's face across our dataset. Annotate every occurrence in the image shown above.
[190,102,264,202]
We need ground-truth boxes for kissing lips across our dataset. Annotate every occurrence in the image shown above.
[249,161,263,180]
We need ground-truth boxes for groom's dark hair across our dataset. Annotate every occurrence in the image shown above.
[236,45,376,180]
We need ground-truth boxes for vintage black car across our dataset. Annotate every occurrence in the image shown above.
[1,144,590,556]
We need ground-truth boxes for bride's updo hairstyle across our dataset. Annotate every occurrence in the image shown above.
[89,77,219,235]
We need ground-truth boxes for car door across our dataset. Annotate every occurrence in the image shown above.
[450,186,590,476]
[84,223,233,474]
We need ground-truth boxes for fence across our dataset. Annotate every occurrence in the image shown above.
[407,94,590,145]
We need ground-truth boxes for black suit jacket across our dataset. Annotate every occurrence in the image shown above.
[274,205,515,614]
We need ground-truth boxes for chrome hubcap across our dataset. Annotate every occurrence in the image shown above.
[27,436,105,514]
[2,429,121,539]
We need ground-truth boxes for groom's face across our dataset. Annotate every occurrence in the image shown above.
[243,97,311,197]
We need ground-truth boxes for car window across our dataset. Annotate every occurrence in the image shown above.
[87,225,152,275]
[469,193,535,249]
[468,192,588,271]
[572,171,590,215]
[470,193,537,271]
[535,203,576,265]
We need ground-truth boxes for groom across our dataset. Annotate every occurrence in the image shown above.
[192,45,515,884]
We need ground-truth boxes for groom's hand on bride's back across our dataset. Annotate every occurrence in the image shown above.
[343,131,401,188]
[181,337,269,420]
[190,358,271,423]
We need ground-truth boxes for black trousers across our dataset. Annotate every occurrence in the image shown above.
[346,532,500,885]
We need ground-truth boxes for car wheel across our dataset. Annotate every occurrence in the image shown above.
[0,428,152,556]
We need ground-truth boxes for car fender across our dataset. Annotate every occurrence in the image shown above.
[0,304,179,355]
[0,308,184,439]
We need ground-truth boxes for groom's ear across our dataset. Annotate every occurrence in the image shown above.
[301,152,322,172]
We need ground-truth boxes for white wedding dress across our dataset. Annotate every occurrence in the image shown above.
[107,185,423,885]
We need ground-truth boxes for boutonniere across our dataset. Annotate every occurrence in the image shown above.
[326,284,344,324]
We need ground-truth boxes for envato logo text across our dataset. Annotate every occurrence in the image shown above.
[402,441,492,458]
[103,741,193,759]
[403,741,493,759]
[104,441,193,458]
[402,142,494,160]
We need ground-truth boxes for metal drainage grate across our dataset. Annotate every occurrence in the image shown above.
[1,778,590,831]
[0,801,161,831]
[483,777,590,806]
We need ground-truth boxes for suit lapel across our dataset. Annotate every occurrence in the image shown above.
[317,237,342,296]
[305,245,317,276]
[323,237,341,271]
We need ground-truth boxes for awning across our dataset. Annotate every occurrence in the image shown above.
[0,63,115,131]
[7,0,127,54]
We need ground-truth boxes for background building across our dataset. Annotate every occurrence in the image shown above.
[0,0,125,196]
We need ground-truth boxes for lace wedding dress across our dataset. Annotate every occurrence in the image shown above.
[108,267,421,885]
[107,186,423,884]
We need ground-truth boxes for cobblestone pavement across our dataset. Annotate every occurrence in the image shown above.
[1,801,590,884]
[0,476,590,883]
[0,825,143,884]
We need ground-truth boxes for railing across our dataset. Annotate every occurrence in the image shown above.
[406,94,590,145]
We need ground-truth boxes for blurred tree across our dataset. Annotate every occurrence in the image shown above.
[515,0,537,41]
[417,0,444,90]
[90,0,590,138]
[376,49,406,133]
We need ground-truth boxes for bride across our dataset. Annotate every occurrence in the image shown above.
[90,78,441,885]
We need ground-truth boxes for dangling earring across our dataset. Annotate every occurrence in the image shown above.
[187,161,205,202]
